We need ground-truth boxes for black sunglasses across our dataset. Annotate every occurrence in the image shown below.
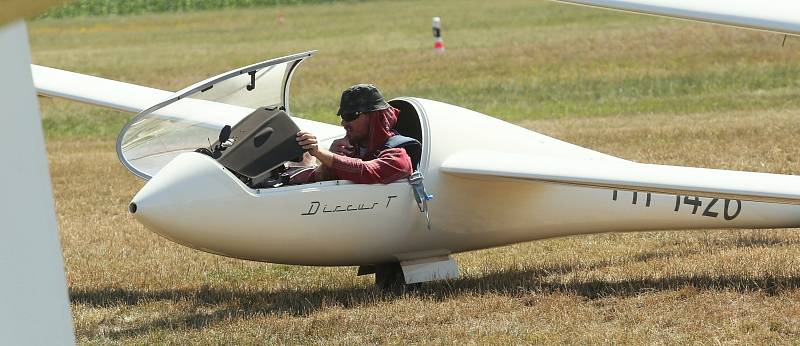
[340,112,362,122]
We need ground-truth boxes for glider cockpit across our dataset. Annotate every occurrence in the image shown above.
[120,52,432,266]
[117,51,318,181]
[117,50,428,190]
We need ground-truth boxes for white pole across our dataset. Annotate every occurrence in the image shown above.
[0,20,75,345]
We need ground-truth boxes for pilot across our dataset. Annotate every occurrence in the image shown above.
[296,84,413,184]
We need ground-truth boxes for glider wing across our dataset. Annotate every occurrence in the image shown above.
[555,0,800,36]
[441,150,800,205]
[32,64,171,113]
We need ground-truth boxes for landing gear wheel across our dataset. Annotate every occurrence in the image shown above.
[375,262,405,292]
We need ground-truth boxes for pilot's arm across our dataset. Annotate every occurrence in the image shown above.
[327,149,412,184]
[296,131,412,184]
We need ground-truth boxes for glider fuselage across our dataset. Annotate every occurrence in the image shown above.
[129,97,800,266]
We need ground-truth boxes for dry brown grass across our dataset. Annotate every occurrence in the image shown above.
[30,0,800,343]
[49,110,800,344]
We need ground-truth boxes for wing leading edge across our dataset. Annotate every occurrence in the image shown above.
[555,0,800,36]
[441,151,800,205]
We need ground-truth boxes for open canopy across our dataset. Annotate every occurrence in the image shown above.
[116,51,314,180]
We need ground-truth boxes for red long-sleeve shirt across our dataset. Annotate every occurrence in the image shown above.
[328,147,412,184]
[315,107,413,184]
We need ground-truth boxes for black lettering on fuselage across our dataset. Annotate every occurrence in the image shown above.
[612,190,743,221]
[612,190,652,207]
[301,201,321,215]
[386,195,398,208]
[301,195,399,216]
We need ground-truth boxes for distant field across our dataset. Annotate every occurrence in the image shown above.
[31,0,800,139]
[38,0,360,18]
[30,0,800,343]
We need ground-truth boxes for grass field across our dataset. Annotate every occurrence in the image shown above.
[38,0,354,18]
[29,0,800,343]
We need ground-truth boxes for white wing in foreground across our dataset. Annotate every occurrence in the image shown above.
[441,150,800,205]
[555,0,800,36]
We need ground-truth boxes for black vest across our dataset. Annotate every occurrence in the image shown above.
[383,135,422,170]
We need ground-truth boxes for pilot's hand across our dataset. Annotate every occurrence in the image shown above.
[296,131,319,154]
[288,152,316,167]
[329,138,353,156]
[297,131,335,167]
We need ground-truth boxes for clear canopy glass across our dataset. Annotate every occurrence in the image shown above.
[116,51,314,180]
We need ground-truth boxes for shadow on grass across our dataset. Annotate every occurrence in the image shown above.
[70,236,800,339]
[708,232,800,248]
[71,271,800,339]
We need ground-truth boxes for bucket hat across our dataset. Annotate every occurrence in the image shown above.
[336,84,390,116]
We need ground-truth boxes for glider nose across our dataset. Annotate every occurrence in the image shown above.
[128,179,162,224]
[128,202,138,214]
[127,167,179,232]
[127,152,242,241]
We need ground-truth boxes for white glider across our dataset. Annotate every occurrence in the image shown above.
[29,0,800,288]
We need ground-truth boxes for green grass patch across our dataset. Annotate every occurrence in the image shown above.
[39,98,130,139]
[37,0,364,18]
[30,0,800,138]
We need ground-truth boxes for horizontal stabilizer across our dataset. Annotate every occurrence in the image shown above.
[441,151,800,205]
[555,0,800,36]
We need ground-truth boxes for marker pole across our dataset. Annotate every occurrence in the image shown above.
[433,17,444,53]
